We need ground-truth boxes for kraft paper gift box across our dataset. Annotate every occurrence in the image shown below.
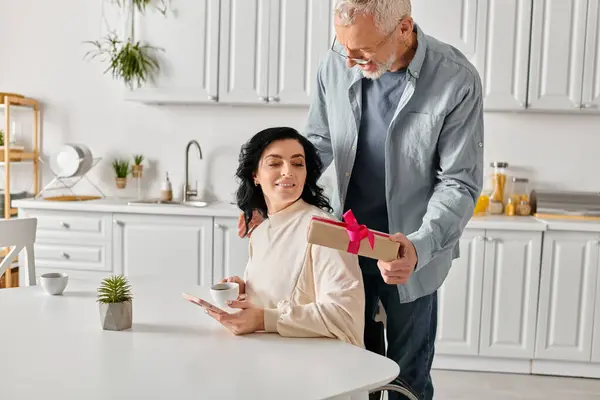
[307,210,400,261]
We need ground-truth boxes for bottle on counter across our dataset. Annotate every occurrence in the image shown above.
[160,172,173,202]
[508,177,532,216]
[487,161,509,215]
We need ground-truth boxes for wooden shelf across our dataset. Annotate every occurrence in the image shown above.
[1,94,38,289]
[0,152,37,165]
[0,96,38,109]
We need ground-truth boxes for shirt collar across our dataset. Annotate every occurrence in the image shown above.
[267,198,309,228]
[407,23,427,79]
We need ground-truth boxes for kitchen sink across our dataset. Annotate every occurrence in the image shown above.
[127,199,209,208]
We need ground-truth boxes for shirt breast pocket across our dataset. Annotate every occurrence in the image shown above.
[395,112,443,167]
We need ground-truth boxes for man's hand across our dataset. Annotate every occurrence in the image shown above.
[206,300,264,335]
[377,233,418,285]
[237,210,264,238]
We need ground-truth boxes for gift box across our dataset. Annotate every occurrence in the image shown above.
[307,210,400,261]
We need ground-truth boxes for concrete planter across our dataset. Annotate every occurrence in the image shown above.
[99,301,132,331]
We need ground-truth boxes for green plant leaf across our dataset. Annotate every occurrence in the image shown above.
[112,159,130,178]
[97,275,133,304]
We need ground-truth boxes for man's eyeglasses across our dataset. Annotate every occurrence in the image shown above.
[330,27,397,65]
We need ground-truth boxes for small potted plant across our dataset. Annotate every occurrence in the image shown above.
[112,159,130,189]
[132,154,144,178]
[97,275,133,331]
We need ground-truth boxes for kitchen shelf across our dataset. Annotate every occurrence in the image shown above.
[1,93,40,288]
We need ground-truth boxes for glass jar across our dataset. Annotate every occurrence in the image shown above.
[509,177,531,216]
[488,161,508,215]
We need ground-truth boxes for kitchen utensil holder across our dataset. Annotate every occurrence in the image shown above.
[35,156,106,200]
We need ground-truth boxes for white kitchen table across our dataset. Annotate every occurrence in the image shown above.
[0,278,399,400]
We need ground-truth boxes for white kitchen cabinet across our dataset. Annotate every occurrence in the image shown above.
[534,230,600,362]
[212,216,249,284]
[123,0,220,104]
[411,0,477,63]
[479,230,542,359]
[266,0,333,105]
[592,265,600,362]
[217,0,271,104]
[435,229,486,356]
[112,213,214,286]
[475,0,533,110]
[582,0,600,111]
[411,0,532,111]
[528,0,589,111]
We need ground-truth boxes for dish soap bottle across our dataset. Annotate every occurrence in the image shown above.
[160,172,173,201]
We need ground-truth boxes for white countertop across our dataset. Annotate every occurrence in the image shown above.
[13,197,600,232]
[12,197,242,218]
[1,278,398,400]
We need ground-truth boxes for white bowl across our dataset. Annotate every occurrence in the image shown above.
[40,272,69,295]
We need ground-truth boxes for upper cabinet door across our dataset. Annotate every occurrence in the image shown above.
[124,0,220,104]
[411,0,532,111]
[218,0,271,104]
[582,0,600,111]
[475,0,533,110]
[266,0,333,105]
[411,0,478,63]
[528,0,589,110]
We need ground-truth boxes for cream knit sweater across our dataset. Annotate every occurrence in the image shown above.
[244,199,366,348]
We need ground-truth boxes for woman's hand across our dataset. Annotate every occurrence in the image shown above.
[206,300,264,335]
[219,276,246,295]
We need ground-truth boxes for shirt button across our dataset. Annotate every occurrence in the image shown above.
[345,172,350,177]
[478,142,483,148]
[352,146,356,150]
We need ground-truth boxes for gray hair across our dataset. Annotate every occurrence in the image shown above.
[334,0,411,33]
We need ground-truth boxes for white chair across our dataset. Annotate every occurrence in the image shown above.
[0,218,37,287]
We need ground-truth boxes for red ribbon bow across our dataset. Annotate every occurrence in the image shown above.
[343,210,375,254]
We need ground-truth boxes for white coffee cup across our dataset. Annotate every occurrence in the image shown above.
[210,282,239,308]
[40,272,69,295]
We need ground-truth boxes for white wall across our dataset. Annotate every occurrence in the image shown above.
[1,0,599,203]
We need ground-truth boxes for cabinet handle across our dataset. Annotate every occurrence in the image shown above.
[584,103,598,109]
[486,237,495,242]
[476,236,485,241]
[208,95,217,102]
[258,97,268,102]
[60,221,70,229]
[113,220,123,227]
[214,223,222,229]
[62,252,70,260]
[573,103,582,108]
[268,96,280,102]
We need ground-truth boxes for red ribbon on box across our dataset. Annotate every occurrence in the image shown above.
[311,210,383,255]
[342,210,375,254]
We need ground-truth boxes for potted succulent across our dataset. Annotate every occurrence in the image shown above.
[112,159,130,189]
[132,154,144,178]
[97,275,133,331]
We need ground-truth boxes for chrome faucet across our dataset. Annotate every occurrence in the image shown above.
[183,140,203,202]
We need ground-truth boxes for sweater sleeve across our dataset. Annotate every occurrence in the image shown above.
[263,244,366,348]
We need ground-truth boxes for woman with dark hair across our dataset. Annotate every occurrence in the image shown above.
[207,126,365,348]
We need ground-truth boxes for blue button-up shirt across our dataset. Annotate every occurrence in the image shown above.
[303,24,484,302]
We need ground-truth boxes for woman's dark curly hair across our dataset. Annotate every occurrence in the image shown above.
[235,127,332,236]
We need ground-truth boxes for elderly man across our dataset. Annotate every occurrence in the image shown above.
[239,0,483,399]
[307,0,483,398]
